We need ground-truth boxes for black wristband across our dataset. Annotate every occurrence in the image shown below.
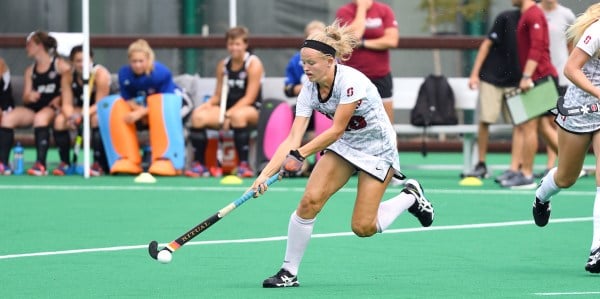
[284,84,295,97]
[289,149,305,161]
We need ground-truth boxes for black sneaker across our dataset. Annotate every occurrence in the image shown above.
[262,268,299,288]
[532,197,551,227]
[405,179,434,227]
[585,247,600,273]
[495,169,518,183]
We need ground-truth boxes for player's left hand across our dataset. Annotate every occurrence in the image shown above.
[280,149,305,177]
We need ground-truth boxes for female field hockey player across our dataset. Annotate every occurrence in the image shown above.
[52,45,111,176]
[0,31,71,176]
[251,20,434,288]
[533,3,600,273]
[185,26,264,178]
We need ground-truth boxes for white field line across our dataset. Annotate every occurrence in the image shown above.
[533,291,600,296]
[0,217,591,260]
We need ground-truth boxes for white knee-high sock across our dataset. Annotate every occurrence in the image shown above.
[591,188,600,251]
[281,211,315,276]
[376,191,416,233]
[535,168,560,202]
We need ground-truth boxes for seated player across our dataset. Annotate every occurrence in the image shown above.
[0,31,71,175]
[0,57,14,135]
[97,39,192,176]
[52,45,111,176]
[186,26,264,178]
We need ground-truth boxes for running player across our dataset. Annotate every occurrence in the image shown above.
[0,31,71,176]
[251,20,434,288]
[533,3,600,273]
[52,45,111,176]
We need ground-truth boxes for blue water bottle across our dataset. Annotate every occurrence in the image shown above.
[13,142,24,175]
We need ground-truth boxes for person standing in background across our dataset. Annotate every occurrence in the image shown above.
[466,9,521,179]
[499,0,558,189]
[336,0,398,123]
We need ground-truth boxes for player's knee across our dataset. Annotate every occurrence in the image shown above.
[297,194,323,218]
[351,222,376,237]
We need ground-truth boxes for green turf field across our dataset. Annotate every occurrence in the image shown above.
[1,152,600,298]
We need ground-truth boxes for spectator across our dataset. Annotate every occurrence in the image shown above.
[499,0,558,189]
[0,57,14,127]
[466,9,521,178]
[336,0,398,123]
[185,26,264,178]
[252,20,433,288]
[533,2,600,273]
[0,31,71,176]
[52,45,111,176]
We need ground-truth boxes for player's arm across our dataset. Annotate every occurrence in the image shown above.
[564,48,600,99]
[468,38,492,89]
[257,115,310,179]
[298,101,357,159]
[60,70,75,119]
[50,58,72,110]
[22,66,39,104]
[363,27,398,50]
[201,60,226,108]
[89,66,111,115]
[336,0,370,39]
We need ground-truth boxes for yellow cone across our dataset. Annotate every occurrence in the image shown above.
[134,172,157,184]
[459,176,483,186]
[220,175,243,185]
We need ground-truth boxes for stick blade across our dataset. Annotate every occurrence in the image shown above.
[148,240,159,260]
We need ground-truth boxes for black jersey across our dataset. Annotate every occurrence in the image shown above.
[71,66,98,107]
[0,71,14,111]
[27,56,62,111]
[224,52,262,109]
[480,10,521,87]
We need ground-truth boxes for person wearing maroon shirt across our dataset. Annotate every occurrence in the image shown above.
[500,0,558,188]
[336,0,398,123]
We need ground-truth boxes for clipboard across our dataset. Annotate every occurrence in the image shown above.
[505,77,558,125]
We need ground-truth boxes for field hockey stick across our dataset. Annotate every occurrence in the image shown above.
[556,96,600,116]
[148,173,280,262]
[217,72,229,168]
[71,71,95,169]
[218,72,228,125]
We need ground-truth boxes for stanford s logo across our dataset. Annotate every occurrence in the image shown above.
[584,35,592,44]
[346,87,354,97]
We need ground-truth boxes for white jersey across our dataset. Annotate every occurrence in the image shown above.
[296,64,400,181]
[557,21,600,133]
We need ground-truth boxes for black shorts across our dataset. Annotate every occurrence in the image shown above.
[369,73,393,99]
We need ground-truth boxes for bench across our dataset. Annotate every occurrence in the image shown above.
[9,75,513,173]
[390,77,513,174]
